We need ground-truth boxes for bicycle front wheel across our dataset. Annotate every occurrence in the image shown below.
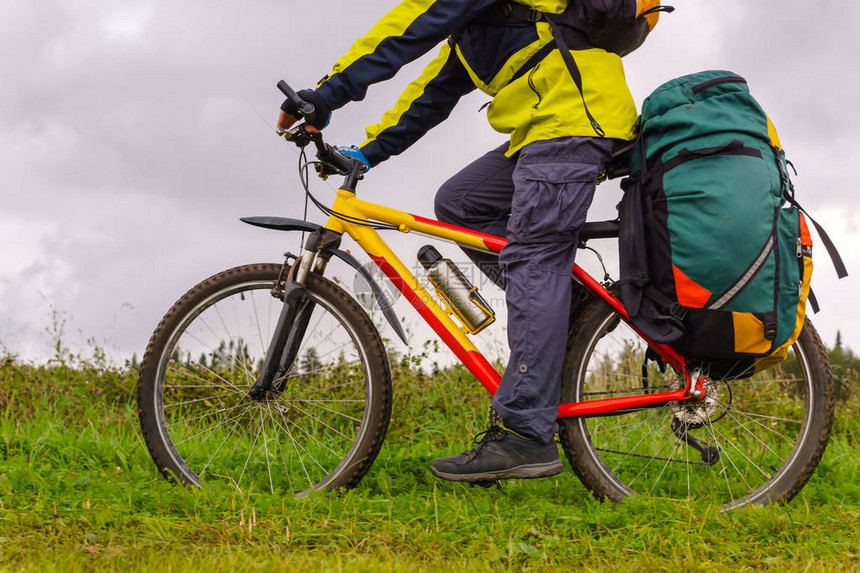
[138,264,392,496]
[559,298,834,510]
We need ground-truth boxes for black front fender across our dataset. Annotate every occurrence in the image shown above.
[241,216,318,233]
[241,216,408,345]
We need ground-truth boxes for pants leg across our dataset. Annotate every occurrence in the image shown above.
[492,137,615,444]
[434,142,515,289]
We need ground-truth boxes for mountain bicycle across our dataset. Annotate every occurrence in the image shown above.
[137,82,834,511]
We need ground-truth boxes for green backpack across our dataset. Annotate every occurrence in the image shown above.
[618,70,847,377]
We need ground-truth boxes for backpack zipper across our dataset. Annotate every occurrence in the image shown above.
[691,76,748,94]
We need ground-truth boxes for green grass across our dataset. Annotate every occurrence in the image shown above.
[0,355,858,572]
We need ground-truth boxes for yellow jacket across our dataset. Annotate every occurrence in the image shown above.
[315,1,655,167]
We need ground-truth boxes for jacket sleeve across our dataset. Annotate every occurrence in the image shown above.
[315,0,497,110]
[358,44,475,167]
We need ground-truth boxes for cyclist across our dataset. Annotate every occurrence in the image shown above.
[277,1,658,483]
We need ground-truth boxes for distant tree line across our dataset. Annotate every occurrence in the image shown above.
[830,331,859,400]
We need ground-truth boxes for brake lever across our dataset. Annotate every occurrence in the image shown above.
[277,124,314,148]
[313,162,337,181]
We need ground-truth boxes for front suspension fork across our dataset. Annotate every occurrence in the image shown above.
[247,228,341,401]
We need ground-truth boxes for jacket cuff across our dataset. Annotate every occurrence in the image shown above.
[358,141,385,168]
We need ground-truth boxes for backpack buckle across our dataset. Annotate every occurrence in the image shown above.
[500,1,541,22]
[668,303,688,322]
[524,8,541,22]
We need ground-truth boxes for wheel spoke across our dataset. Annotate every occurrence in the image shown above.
[260,409,275,494]
[163,392,236,409]
[263,403,296,493]
[165,367,246,396]
[269,402,325,487]
[200,401,255,479]
[173,404,252,449]
[167,402,247,429]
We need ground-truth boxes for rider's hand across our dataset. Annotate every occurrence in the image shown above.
[277,110,319,133]
[278,88,331,132]
[338,145,371,173]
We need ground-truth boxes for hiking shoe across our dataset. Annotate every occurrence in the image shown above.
[430,425,563,482]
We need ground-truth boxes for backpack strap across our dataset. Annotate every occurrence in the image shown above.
[808,287,821,314]
[477,1,543,27]
[782,194,849,279]
[543,12,605,137]
[509,25,594,83]
[510,42,555,83]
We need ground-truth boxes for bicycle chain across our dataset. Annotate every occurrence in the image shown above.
[581,384,676,397]
[594,446,716,467]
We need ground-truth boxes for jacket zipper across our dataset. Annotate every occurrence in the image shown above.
[527,65,542,109]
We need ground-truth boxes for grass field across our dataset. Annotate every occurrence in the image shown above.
[0,350,857,572]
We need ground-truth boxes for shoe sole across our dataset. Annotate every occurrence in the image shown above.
[430,460,563,483]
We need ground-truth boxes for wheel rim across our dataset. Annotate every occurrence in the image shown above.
[151,277,374,496]
[572,310,815,509]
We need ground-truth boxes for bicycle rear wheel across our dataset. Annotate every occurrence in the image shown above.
[559,297,834,510]
[138,264,392,496]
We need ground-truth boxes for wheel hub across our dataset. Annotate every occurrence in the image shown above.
[671,382,722,428]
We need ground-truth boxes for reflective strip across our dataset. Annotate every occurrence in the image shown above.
[708,234,774,310]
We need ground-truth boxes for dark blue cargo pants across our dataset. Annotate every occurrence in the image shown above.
[434,137,615,444]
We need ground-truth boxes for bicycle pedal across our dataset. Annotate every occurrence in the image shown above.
[470,479,502,490]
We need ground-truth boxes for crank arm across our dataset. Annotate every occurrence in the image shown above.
[469,480,502,490]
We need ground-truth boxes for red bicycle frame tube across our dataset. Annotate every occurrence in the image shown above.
[376,213,704,417]
[370,255,503,395]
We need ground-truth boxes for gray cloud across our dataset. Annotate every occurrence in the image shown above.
[1,0,857,361]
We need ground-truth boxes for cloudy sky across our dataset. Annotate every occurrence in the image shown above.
[1,0,858,363]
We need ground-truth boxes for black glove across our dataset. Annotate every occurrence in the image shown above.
[280,89,332,130]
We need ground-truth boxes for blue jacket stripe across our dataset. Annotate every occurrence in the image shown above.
[360,49,475,167]
[318,0,496,109]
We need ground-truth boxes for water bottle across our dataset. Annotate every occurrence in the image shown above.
[417,245,495,334]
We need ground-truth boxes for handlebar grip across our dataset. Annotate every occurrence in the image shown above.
[277,80,316,123]
[319,145,356,174]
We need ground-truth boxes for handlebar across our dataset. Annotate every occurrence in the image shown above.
[277,80,316,125]
[276,80,365,188]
